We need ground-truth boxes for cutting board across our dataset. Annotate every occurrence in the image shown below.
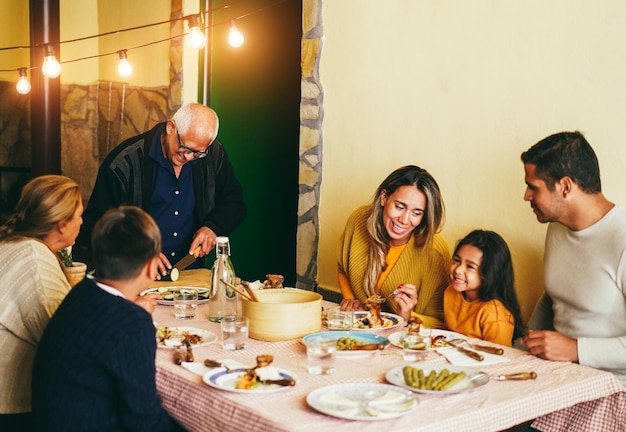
[151,268,211,289]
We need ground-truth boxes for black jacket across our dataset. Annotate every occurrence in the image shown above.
[76,123,246,263]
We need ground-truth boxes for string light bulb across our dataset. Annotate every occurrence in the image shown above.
[186,14,207,49]
[16,68,31,95]
[228,20,244,48]
[117,49,133,78]
[41,45,61,78]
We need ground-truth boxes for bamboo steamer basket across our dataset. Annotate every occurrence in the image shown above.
[242,289,322,341]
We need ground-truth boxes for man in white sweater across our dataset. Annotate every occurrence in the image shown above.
[521,131,626,387]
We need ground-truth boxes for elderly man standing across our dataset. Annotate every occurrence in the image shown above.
[77,103,246,277]
[521,131,626,387]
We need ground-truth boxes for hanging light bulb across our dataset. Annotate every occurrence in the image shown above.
[117,49,133,78]
[41,45,61,79]
[228,20,244,48]
[16,68,32,95]
[186,14,207,49]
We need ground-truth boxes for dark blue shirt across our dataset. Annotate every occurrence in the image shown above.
[148,127,199,267]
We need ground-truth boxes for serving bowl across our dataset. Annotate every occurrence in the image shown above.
[241,289,322,341]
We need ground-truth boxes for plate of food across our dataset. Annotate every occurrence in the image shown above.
[141,287,211,305]
[307,383,418,421]
[156,326,217,348]
[351,311,404,331]
[385,363,489,395]
[203,367,296,393]
[302,331,389,358]
[388,329,464,350]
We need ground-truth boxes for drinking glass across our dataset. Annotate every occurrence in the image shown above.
[221,316,249,350]
[305,339,336,375]
[402,327,432,361]
[326,307,353,330]
[173,288,198,320]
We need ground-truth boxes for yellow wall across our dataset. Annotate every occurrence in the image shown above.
[0,1,171,87]
[95,1,170,86]
[317,1,626,321]
[60,0,99,83]
[0,0,30,82]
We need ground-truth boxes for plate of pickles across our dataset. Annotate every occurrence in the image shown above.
[385,363,489,395]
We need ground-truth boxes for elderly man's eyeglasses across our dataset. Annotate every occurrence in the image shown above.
[175,126,209,159]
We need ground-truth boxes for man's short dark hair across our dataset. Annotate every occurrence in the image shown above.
[521,131,601,193]
[91,206,161,280]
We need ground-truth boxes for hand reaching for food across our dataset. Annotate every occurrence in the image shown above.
[339,298,363,311]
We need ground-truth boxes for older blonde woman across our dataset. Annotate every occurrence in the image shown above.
[0,175,82,429]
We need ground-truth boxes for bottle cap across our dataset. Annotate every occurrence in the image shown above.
[216,236,229,243]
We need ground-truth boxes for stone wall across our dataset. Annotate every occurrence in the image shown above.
[61,82,171,200]
[296,0,325,293]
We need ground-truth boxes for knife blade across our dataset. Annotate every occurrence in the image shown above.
[172,246,202,271]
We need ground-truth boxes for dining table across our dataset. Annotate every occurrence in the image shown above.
[150,270,626,432]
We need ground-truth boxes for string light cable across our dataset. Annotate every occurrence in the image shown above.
[0,0,290,93]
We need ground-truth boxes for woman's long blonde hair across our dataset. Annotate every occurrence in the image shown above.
[0,175,82,243]
[363,165,445,296]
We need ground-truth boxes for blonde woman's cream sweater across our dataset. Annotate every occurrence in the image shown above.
[0,239,70,413]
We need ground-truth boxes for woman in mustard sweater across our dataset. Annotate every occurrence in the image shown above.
[337,165,449,327]
[444,230,525,346]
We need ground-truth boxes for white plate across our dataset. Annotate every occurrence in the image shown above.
[203,368,296,393]
[156,326,217,348]
[388,329,464,350]
[141,287,211,305]
[307,383,418,421]
[302,331,389,359]
[351,312,404,332]
[385,363,489,395]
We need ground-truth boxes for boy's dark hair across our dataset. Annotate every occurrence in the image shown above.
[91,206,161,280]
[521,131,601,193]
[454,229,526,341]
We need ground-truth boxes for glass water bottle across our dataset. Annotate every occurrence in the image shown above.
[208,236,237,322]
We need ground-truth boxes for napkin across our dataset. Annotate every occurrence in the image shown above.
[317,390,415,417]
[317,392,360,416]
[368,391,408,407]
[181,359,247,376]
[255,366,282,381]
[438,349,510,367]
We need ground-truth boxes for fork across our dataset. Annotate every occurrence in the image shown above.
[203,359,233,372]
[373,289,399,304]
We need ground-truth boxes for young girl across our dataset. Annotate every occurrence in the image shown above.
[444,230,525,346]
